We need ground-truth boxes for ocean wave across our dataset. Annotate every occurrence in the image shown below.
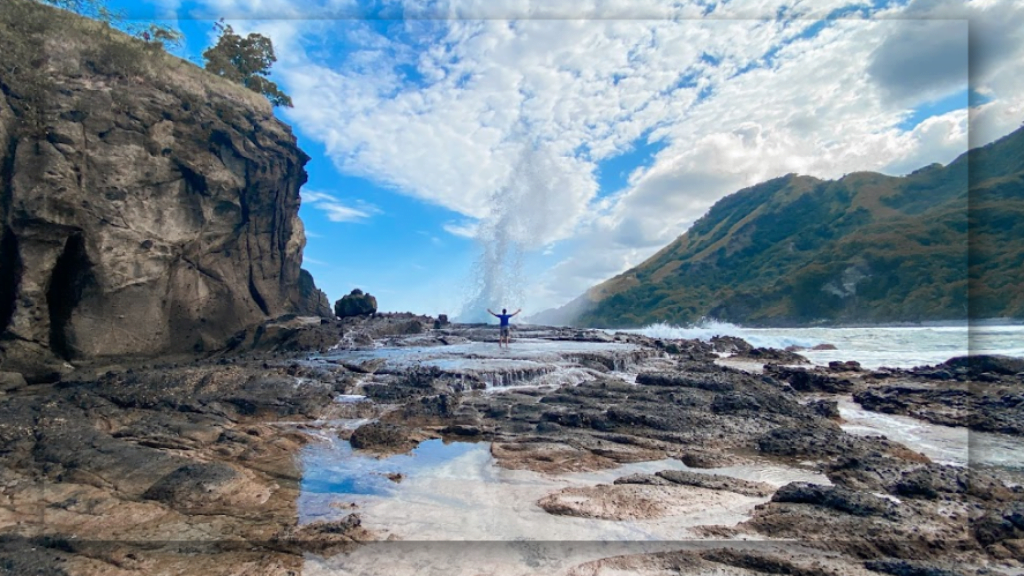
[619,320,1022,369]
[623,320,822,350]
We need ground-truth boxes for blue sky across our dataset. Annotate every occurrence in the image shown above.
[102,0,1024,319]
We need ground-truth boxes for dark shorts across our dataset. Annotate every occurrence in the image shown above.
[500,326,510,337]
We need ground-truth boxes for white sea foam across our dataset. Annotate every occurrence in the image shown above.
[625,321,1023,369]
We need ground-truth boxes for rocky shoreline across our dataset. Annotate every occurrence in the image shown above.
[1,316,1022,575]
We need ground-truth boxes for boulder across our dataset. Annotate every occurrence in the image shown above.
[941,355,1024,377]
[828,360,863,372]
[807,399,841,419]
[709,335,753,354]
[765,364,854,393]
[348,421,416,452]
[0,371,27,392]
[771,482,898,518]
[334,289,378,318]
[739,347,809,364]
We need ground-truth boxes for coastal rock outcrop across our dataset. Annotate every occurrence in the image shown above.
[0,1,329,380]
[334,289,378,318]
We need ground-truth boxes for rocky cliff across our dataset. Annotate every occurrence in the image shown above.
[0,0,330,381]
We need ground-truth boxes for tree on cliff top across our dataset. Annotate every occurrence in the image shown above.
[203,21,293,108]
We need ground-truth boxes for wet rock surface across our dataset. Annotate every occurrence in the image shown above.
[348,421,419,454]
[854,384,1024,435]
[616,470,774,497]
[0,318,1020,574]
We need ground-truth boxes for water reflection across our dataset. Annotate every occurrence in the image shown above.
[299,437,828,541]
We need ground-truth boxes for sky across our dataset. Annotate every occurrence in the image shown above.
[105,0,1024,320]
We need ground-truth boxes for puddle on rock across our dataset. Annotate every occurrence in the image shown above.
[299,437,829,542]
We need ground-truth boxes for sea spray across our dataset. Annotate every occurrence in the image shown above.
[457,143,589,322]
[459,203,526,323]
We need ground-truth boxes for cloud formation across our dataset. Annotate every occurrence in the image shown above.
[207,0,1024,313]
[301,190,378,222]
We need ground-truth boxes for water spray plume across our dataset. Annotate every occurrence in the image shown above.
[458,144,553,323]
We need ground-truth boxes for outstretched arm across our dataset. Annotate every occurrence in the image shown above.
[487,308,498,317]
[511,308,522,316]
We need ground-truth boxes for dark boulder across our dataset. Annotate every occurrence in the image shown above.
[0,371,27,392]
[756,424,849,459]
[941,355,1024,377]
[348,421,416,452]
[807,399,841,419]
[766,364,854,393]
[828,360,863,372]
[738,348,809,364]
[710,335,753,354]
[772,482,898,518]
[334,289,378,318]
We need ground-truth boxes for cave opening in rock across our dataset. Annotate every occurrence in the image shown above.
[46,232,93,360]
[0,227,22,335]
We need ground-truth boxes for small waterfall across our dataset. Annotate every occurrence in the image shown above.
[564,349,663,374]
[480,365,557,389]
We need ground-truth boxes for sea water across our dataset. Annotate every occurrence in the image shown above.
[629,321,1024,369]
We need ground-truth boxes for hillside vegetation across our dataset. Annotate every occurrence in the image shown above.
[567,126,1024,327]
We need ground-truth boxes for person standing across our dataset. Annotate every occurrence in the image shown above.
[487,307,521,348]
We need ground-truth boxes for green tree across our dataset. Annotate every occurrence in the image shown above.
[202,21,293,107]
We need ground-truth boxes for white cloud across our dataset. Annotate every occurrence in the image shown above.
[443,221,479,239]
[301,190,379,223]
[197,0,1024,314]
[303,256,334,267]
[884,109,970,176]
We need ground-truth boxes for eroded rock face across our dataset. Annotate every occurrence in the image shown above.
[0,3,329,380]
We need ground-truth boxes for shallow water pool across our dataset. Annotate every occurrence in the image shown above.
[299,435,829,542]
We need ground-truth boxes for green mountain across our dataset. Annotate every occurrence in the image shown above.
[559,126,1024,328]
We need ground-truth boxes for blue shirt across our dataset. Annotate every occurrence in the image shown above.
[497,314,512,326]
